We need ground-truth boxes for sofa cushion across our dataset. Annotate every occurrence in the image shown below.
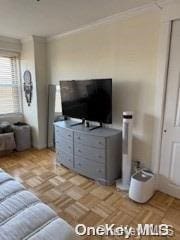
[0,169,76,240]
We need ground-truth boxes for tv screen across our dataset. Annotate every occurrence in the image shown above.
[60,79,112,123]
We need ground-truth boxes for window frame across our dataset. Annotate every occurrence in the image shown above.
[0,51,22,116]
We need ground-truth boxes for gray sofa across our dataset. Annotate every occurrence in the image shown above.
[0,169,76,240]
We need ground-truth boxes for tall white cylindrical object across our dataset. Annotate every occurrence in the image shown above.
[116,111,133,191]
[122,111,133,189]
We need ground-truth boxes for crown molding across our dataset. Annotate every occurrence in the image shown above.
[21,36,34,44]
[155,0,175,8]
[33,36,46,43]
[0,35,21,52]
[0,35,21,44]
[47,3,161,42]
[21,35,46,44]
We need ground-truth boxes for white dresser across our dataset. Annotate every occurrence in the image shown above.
[54,120,122,185]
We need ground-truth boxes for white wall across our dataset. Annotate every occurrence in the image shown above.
[34,37,48,149]
[47,9,161,167]
[21,38,39,148]
[21,36,47,149]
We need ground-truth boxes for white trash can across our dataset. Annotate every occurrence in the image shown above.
[12,124,31,151]
[129,169,155,203]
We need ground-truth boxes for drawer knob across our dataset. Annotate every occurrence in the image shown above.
[78,136,81,140]
[68,146,71,149]
[99,141,102,144]
[78,163,81,166]
[68,134,71,137]
[78,149,81,153]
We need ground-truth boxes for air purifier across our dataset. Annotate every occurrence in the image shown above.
[116,111,133,191]
[129,169,155,203]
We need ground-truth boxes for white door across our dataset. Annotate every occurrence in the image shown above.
[160,20,180,198]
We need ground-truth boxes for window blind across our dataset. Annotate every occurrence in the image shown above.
[0,56,21,114]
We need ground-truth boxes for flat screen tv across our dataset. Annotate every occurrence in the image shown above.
[60,79,112,123]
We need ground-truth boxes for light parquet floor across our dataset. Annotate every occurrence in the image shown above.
[0,149,180,239]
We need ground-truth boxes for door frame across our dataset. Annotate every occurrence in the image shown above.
[151,20,171,175]
[152,3,180,194]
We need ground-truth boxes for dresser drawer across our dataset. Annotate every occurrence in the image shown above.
[75,143,105,163]
[55,126,73,142]
[74,132,105,149]
[56,151,73,168]
[56,137,73,155]
[75,156,105,180]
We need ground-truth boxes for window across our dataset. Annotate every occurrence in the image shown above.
[55,85,62,113]
[0,55,21,114]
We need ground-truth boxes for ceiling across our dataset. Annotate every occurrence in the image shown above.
[0,0,170,39]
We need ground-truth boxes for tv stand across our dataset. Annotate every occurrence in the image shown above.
[89,122,103,131]
[54,120,122,185]
[70,119,85,127]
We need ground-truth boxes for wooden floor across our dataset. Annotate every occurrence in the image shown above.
[0,149,180,239]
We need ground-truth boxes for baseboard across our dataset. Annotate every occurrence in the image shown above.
[157,174,180,198]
